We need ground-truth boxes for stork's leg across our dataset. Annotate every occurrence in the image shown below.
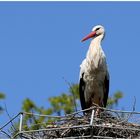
[94,98,103,116]
[95,107,100,116]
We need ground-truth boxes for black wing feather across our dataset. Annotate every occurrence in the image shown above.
[79,73,86,110]
[103,71,110,107]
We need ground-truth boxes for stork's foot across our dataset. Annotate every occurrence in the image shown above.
[95,108,100,117]
[95,108,106,118]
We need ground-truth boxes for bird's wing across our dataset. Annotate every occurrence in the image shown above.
[103,70,110,107]
[79,59,87,111]
[79,72,86,111]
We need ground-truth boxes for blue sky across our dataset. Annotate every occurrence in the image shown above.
[0,2,140,126]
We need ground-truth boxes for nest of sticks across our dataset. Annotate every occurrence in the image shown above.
[18,107,140,139]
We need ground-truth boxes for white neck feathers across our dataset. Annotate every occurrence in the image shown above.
[90,34,104,48]
[86,34,105,69]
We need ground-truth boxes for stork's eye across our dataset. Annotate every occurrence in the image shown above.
[96,27,100,31]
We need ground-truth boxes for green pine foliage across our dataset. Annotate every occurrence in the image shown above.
[0,92,5,113]
[107,91,123,109]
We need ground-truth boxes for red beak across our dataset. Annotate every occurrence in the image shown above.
[81,31,96,42]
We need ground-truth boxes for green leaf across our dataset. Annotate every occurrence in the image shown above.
[0,93,5,99]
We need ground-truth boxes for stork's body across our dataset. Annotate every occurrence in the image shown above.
[79,25,109,114]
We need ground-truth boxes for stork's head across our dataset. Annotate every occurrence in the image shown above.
[81,25,105,42]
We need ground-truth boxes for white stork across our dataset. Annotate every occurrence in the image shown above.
[79,25,109,114]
